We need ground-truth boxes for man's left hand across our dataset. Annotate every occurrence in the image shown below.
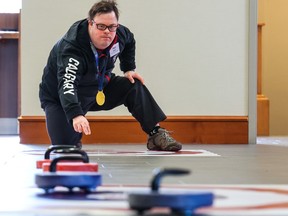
[124,71,144,85]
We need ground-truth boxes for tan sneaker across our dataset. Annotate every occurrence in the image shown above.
[147,128,182,151]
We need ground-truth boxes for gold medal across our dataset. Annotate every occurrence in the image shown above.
[96,90,105,106]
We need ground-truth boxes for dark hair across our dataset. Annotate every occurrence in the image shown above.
[88,0,119,21]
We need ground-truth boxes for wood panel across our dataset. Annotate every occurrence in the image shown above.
[257,23,265,95]
[0,39,18,118]
[0,13,19,119]
[0,13,19,30]
[257,94,269,136]
[257,23,269,136]
[18,116,248,144]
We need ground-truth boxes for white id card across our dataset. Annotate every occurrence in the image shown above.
[110,42,120,57]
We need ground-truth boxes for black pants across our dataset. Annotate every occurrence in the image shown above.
[44,76,166,145]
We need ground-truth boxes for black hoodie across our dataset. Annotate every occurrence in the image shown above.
[39,19,136,122]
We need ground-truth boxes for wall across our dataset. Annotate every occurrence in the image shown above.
[19,0,255,144]
[258,0,288,135]
[21,0,249,116]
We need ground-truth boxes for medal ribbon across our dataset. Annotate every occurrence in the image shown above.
[90,42,108,106]
[90,42,107,91]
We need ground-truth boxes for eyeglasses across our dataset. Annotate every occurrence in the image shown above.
[92,20,119,32]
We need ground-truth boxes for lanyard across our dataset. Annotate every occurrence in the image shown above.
[90,42,107,91]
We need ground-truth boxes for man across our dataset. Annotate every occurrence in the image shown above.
[39,0,182,151]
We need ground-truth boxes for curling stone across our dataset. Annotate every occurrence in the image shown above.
[35,156,101,193]
[36,145,82,169]
[128,168,214,215]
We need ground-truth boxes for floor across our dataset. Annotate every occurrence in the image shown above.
[1,135,288,215]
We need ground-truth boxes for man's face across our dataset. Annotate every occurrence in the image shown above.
[88,11,118,50]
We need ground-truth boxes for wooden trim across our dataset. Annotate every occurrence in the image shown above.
[257,23,265,95]
[256,23,269,136]
[0,31,19,39]
[18,116,248,144]
[18,11,21,116]
[257,94,269,135]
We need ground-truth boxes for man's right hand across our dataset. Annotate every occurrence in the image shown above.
[73,115,91,135]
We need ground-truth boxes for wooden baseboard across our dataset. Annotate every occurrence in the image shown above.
[18,116,248,144]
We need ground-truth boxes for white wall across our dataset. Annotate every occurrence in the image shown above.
[21,0,250,116]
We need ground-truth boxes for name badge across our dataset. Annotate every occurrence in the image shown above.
[110,42,120,57]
